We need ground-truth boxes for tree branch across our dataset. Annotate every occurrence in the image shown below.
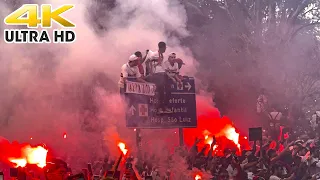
[184,1,205,17]
[268,0,276,23]
[289,21,320,41]
[301,7,318,17]
[215,0,236,22]
[287,0,311,24]
[232,0,252,21]
[255,0,261,25]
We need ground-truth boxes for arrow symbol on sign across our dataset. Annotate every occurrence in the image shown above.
[184,82,192,91]
[128,105,136,115]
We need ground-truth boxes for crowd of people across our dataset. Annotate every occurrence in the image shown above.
[131,122,319,179]
[2,125,319,180]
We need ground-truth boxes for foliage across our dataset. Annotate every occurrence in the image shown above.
[183,0,320,117]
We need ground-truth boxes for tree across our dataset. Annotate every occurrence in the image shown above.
[182,0,320,123]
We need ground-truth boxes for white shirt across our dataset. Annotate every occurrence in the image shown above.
[118,63,141,88]
[269,175,281,180]
[146,50,157,73]
[154,64,165,73]
[146,50,165,74]
[247,172,254,180]
[163,60,179,77]
[226,164,238,177]
[147,50,159,61]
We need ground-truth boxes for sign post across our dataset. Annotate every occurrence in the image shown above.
[125,77,197,151]
[135,129,142,158]
[124,77,197,128]
[179,128,184,146]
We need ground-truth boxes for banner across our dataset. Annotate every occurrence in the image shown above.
[125,81,156,96]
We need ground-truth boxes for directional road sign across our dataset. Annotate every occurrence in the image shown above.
[124,77,197,128]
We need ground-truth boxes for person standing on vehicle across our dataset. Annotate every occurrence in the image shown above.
[145,42,166,76]
[119,54,146,95]
[134,50,149,77]
[144,42,172,113]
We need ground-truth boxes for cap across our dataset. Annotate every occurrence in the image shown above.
[128,54,139,62]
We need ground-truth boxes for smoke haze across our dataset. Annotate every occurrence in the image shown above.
[0,0,201,171]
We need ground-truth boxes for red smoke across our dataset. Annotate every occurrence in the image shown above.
[183,96,250,155]
[0,95,250,168]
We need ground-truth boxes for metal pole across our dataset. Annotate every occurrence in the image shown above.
[136,129,142,157]
[179,128,184,146]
